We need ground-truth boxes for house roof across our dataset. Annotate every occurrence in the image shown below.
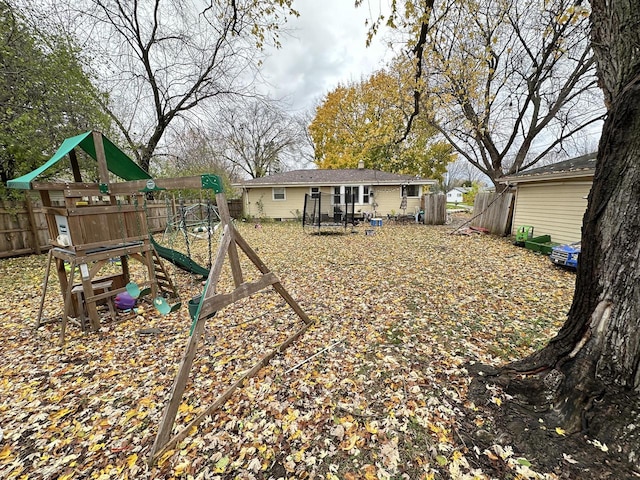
[500,152,597,184]
[233,168,436,188]
[8,131,151,190]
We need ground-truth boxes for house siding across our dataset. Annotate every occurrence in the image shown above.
[447,191,464,203]
[511,180,591,245]
[245,186,309,219]
[242,184,427,220]
[373,186,423,216]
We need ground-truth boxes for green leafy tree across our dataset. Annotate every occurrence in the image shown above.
[309,68,454,180]
[0,0,108,192]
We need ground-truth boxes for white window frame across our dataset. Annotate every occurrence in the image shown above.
[272,187,286,201]
[331,185,371,205]
[333,186,342,205]
[363,186,370,204]
[402,184,421,198]
[310,187,321,199]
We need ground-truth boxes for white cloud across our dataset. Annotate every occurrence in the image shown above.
[260,0,393,113]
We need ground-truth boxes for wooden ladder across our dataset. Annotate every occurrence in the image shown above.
[151,250,179,299]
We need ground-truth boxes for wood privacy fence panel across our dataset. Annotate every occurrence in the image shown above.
[0,197,48,257]
[422,194,446,225]
[471,192,514,235]
[228,199,243,219]
[0,196,243,259]
[145,199,171,233]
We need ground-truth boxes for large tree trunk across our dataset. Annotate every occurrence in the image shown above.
[494,0,640,463]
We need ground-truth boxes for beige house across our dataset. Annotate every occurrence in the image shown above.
[233,168,437,221]
[501,153,596,245]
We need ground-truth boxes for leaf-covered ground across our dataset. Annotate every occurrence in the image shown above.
[0,219,586,479]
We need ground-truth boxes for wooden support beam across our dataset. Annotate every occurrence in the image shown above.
[203,225,232,302]
[216,192,243,286]
[93,132,110,188]
[199,273,278,319]
[36,249,54,328]
[59,260,78,345]
[69,149,83,183]
[150,307,209,459]
[25,196,41,255]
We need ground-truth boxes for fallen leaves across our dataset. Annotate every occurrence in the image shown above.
[0,222,576,479]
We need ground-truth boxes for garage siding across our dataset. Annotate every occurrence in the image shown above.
[511,180,591,245]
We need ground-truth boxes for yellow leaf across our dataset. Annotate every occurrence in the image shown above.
[365,421,379,434]
[126,453,138,468]
[340,434,360,451]
[53,407,73,420]
[174,461,190,475]
[363,464,377,480]
[0,444,11,460]
[555,427,567,436]
[158,449,175,467]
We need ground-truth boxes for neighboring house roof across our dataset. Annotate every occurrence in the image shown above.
[233,168,436,188]
[500,152,597,184]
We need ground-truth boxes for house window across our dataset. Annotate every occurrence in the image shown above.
[272,187,286,201]
[310,187,320,199]
[331,185,371,204]
[345,186,359,204]
[402,184,420,198]
[333,186,342,205]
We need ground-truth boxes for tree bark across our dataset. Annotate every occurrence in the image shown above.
[488,3,640,465]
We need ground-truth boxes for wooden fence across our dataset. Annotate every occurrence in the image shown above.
[0,195,243,259]
[422,193,447,225]
[470,191,514,235]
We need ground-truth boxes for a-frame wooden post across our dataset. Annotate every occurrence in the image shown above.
[149,177,313,464]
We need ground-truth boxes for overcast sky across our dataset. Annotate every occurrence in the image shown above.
[259,0,393,114]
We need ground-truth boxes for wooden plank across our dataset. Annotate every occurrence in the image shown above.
[217,193,243,286]
[67,205,132,216]
[199,273,278,319]
[36,250,54,328]
[0,247,41,258]
[59,260,78,345]
[202,225,232,302]
[69,149,83,183]
[150,308,209,460]
[110,175,207,194]
[93,131,110,187]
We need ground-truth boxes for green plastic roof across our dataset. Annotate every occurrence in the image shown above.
[7,131,151,189]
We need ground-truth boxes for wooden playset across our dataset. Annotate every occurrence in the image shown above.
[10,131,313,462]
[8,131,221,342]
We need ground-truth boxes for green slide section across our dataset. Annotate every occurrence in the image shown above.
[149,235,210,277]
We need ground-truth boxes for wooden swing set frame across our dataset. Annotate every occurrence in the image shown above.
[148,187,313,463]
